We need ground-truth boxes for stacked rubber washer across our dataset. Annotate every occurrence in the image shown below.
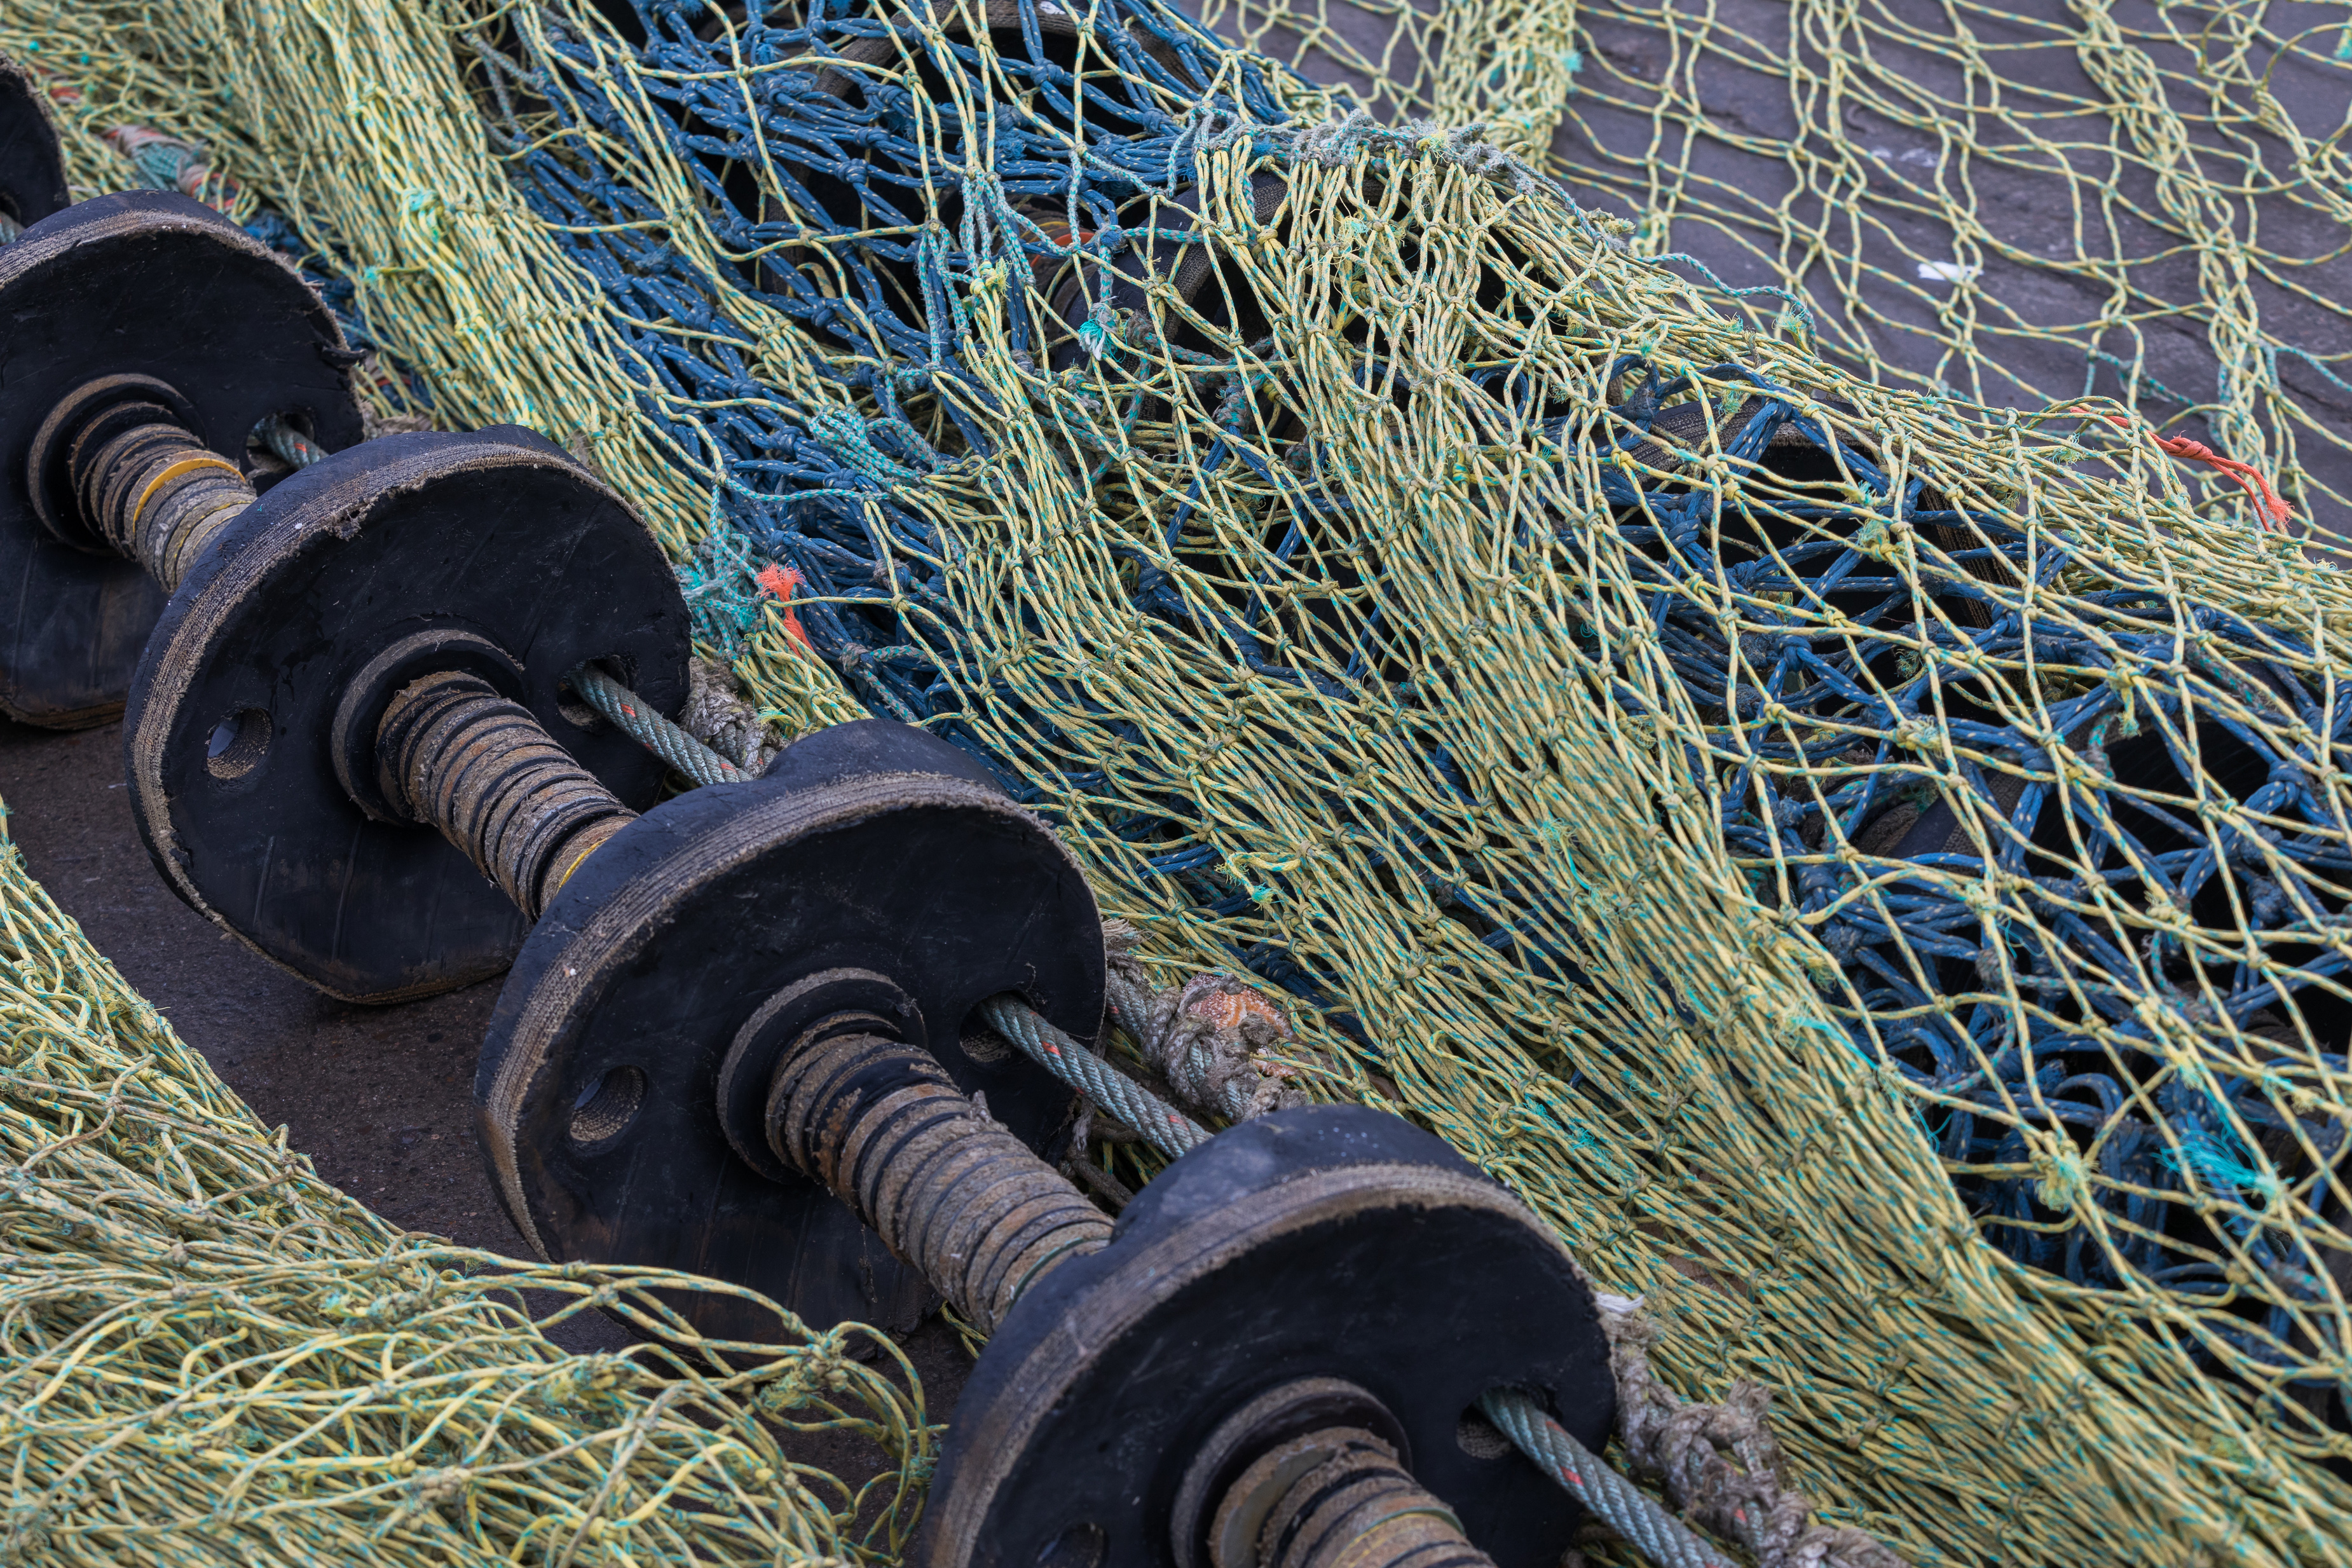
[0,71,1618,1568]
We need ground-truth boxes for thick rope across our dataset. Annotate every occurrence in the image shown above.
[253,411,326,468]
[568,661,744,789]
[678,657,781,772]
[1104,941,1310,1125]
[1482,1392,1733,1568]
[976,993,1211,1160]
[1590,1305,1908,1568]
[1484,1353,1910,1568]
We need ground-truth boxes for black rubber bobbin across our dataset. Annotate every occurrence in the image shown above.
[760,1045,1542,1568]
[0,191,362,726]
[122,413,1091,1340]
[0,55,69,236]
[916,1106,1617,1568]
[740,1007,1608,1567]
[475,718,1105,1340]
[126,426,685,1002]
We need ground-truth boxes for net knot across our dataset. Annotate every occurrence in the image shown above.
[2023,1129,2090,1213]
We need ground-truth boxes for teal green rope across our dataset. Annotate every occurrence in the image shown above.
[567,662,743,789]
[978,993,1211,1159]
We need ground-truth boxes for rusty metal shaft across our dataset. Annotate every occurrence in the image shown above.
[1231,1428,1496,1568]
[68,409,256,592]
[765,1027,1113,1335]
[376,670,637,919]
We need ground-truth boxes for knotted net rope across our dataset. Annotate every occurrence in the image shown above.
[3,3,2351,1564]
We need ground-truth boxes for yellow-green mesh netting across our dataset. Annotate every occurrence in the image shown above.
[2,3,2351,1566]
[1204,0,2352,529]
[0,807,933,1564]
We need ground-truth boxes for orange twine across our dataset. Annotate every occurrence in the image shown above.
[2071,406,2293,530]
[755,561,812,648]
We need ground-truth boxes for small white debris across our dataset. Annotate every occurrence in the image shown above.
[1916,260,1981,284]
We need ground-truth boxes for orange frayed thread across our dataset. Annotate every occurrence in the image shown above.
[2083,410,2293,530]
[755,562,812,648]
[1183,985,1291,1040]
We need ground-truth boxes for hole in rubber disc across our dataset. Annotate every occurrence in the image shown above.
[1454,1402,1514,1461]
[960,1025,1011,1065]
[205,710,271,782]
[556,656,635,733]
[1034,1522,1107,1568]
[243,410,318,477]
[570,1065,648,1149]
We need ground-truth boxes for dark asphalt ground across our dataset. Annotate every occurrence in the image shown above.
[0,716,973,1472]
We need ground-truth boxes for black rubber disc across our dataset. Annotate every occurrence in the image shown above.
[0,191,362,726]
[125,427,688,1002]
[0,57,69,234]
[475,719,1105,1342]
[919,1105,1616,1568]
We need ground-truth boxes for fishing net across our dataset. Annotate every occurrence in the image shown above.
[0,810,933,1564]
[3,2,2351,1565]
[1205,0,2352,540]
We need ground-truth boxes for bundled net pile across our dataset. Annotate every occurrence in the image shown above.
[0,815,933,1565]
[3,1,2351,1564]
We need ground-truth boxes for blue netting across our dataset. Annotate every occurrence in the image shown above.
[471,0,1287,749]
[1590,360,2349,1375]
